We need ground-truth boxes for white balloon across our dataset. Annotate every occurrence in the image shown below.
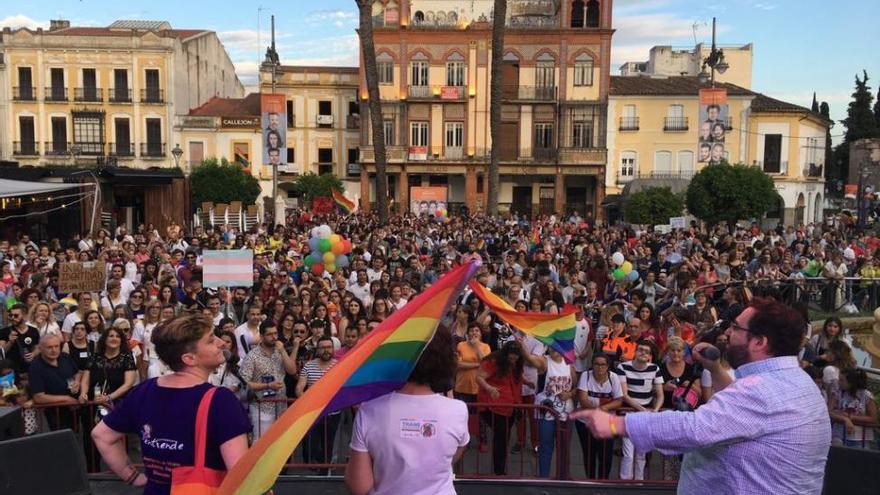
[612,252,625,267]
[318,225,332,239]
[310,227,319,238]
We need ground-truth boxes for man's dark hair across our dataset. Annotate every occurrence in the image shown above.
[630,289,647,302]
[259,320,277,336]
[635,338,658,363]
[407,326,457,393]
[745,297,805,357]
[316,335,335,347]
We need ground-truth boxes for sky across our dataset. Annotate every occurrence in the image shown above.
[2,0,879,131]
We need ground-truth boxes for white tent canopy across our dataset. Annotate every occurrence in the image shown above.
[0,178,87,199]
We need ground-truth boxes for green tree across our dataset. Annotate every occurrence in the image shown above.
[686,161,778,228]
[624,187,684,226]
[842,71,879,142]
[875,86,880,126]
[820,101,835,182]
[190,157,261,211]
[811,92,819,113]
[292,172,344,205]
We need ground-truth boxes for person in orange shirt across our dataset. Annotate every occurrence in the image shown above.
[454,322,491,451]
[602,314,630,365]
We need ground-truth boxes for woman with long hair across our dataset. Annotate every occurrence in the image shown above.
[810,317,844,365]
[63,321,95,371]
[822,340,857,394]
[829,368,877,448]
[133,300,164,380]
[339,298,367,336]
[78,326,137,410]
[209,330,247,403]
[29,301,60,337]
[83,310,104,343]
[368,298,390,323]
[575,354,623,479]
[476,340,525,476]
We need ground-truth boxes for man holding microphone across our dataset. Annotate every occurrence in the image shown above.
[572,297,831,495]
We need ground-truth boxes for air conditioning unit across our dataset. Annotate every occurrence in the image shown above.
[317,115,334,125]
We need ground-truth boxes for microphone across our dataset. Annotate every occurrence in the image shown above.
[699,345,721,361]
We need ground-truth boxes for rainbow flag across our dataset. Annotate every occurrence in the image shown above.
[331,188,355,215]
[218,261,480,495]
[528,226,540,255]
[468,280,576,363]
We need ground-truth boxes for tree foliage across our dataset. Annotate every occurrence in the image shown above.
[685,161,778,226]
[190,157,261,210]
[842,70,880,143]
[292,172,344,205]
[624,187,684,226]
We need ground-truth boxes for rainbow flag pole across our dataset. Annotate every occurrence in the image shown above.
[468,280,576,363]
[218,261,480,495]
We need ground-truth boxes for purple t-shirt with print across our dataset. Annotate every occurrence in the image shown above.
[103,379,251,495]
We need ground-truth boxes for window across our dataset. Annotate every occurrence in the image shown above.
[446,61,465,86]
[50,117,67,154]
[383,120,395,146]
[287,148,295,163]
[233,142,250,167]
[113,118,131,156]
[410,121,429,147]
[411,61,429,86]
[573,56,594,86]
[348,148,359,165]
[378,61,394,85]
[620,151,636,178]
[571,121,593,148]
[318,100,332,115]
[654,151,672,173]
[678,150,694,176]
[667,104,684,118]
[348,101,359,116]
[621,104,638,130]
[73,111,105,155]
[534,123,554,149]
[18,116,36,154]
[286,100,294,127]
[318,148,333,164]
[763,134,782,173]
[445,122,463,149]
[536,60,555,88]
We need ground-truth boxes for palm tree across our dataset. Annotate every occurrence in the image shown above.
[487,0,508,216]
[357,0,389,223]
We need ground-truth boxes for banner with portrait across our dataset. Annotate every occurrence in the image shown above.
[261,94,289,173]
[409,187,448,216]
[698,88,728,164]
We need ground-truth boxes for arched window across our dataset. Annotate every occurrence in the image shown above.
[573,53,594,86]
[586,0,600,27]
[571,0,585,28]
[678,150,694,177]
[654,150,672,174]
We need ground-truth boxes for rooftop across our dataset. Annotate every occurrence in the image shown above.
[609,76,754,96]
[4,19,209,41]
[188,93,261,117]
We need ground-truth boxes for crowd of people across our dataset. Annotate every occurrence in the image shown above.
[0,209,877,487]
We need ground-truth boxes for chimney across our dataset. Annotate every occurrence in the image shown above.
[49,20,70,31]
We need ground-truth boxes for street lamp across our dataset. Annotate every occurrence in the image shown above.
[171,143,183,169]
[698,17,728,87]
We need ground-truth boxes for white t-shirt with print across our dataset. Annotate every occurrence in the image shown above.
[520,334,546,396]
[350,392,469,495]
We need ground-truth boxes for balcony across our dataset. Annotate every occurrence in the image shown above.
[515,147,558,162]
[141,88,164,104]
[503,85,557,101]
[637,170,696,180]
[74,87,103,102]
[804,163,824,179]
[109,88,132,103]
[316,114,334,126]
[663,117,689,132]
[12,141,39,156]
[44,141,70,156]
[13,87,36,101]
[109,142,135,157]
[141,142,166,158]
[346,114,361,129]
[444,147,464,160]
[359,145,408,163]
[44,86,69,102]
[559,147,607,165]
[619,117,639,131]
[408,85,432,99]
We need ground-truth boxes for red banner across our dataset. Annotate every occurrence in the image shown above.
[312,196,334,214]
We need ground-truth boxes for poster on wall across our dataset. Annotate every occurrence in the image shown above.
[698,88,728,164]
[261,94,288,173]
[409,187,448,215]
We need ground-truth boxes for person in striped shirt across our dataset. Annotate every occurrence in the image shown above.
[614,339,663,480]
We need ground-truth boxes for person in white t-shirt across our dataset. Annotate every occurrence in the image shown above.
[512,332,546,454]
[346,329,468,495]
[575,354,623,479]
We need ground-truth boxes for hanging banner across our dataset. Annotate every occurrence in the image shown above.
[261,94,289,174]
[698,88,728,164]
[409,186,448,215]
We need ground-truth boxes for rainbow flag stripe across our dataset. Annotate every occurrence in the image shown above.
[218,261,480,495]
[468,280,576,363]
[332,189,355,215]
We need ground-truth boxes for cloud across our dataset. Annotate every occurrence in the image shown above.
[306,9,358,28]
[0,14,49,30]
[752,2,777,10]
[231,34,360,86]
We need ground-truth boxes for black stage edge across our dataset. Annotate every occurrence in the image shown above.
[89,475,677,494]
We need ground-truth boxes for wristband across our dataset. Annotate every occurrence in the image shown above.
[124,467,140,485]
[608,416,618,437]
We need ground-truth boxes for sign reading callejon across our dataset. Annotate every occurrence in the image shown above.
[221,117,261,128]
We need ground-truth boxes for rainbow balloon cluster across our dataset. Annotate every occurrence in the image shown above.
[611,252,639,283]
[434,207,449,223]
[304,224,352,276]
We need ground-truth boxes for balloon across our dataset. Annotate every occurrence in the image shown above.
[621,261,633,274]
[303,256,314,268]
[612,268,625,281]
[330,234,341,245]
[342,239,352,254]
[312,263,324,276]
[318,238,331,253]
[310,227,319,238]
[326,263,336,273]
[309,237,320,251]
[336,255,349,268]
[318,225,332,238]
[331,242,345,255]
[628,270,640,282]
[310,252,323,265]
[612,252,625,267]
[440,208,447,217]
[323,252,336,265]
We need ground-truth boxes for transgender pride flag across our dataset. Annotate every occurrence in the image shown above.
[202,250,254,288]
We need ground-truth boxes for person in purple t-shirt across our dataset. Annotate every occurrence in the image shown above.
[91,313,251,494]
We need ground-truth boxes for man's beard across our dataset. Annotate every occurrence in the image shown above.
[319,351,333,362]
[726,342,749,368]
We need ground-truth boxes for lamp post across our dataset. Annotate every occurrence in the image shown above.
[697,17,729,87]
[171,143,183,169]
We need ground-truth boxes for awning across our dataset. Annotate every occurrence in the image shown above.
[97,166,184,186]
[0,178,86,199]
[601,194,625,207]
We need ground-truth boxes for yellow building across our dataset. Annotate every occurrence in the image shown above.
[0,19,243,232]
[358,0,613,218]
[606,75,828,225]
